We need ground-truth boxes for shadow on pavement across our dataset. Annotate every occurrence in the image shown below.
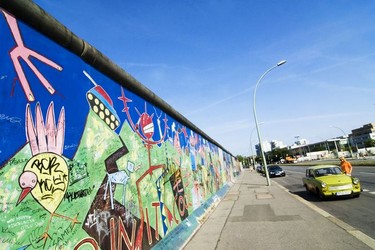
[289,190,358,202]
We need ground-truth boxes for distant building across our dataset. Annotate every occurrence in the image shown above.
[271,140,287,150]
[254,122,375,158]
[349,123,375,148]
[255,140,272,156]
[255,140,286,156]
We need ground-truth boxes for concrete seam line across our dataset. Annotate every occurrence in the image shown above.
[273,180,375,249]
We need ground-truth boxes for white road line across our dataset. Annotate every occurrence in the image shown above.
[359,172,375,175]
[361,190,375,194]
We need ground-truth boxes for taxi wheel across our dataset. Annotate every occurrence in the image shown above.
[317,188,325,200]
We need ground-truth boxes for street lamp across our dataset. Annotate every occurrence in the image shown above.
[253,60,287,186]
[330,125,353,158]
[250,122,264,170]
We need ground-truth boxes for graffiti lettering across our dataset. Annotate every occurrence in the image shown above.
[7,157,28,166]
[52,225,76,247]
[37,173,67,198]
[1,226,17,237]
[27,155,68,197]
[1,237,15,244]
[18,205,42,214]
[85,210,111,241]
[30,156,62,175]
[6,215,35,229]
[68,161,89,185]
[110,216,137,250]
[173,179,183,193]
[170,169,189,221]
[64,186,94,202]
[64,144,78,150]
[0,113,22,124]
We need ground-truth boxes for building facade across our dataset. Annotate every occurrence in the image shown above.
[349,123,375,148]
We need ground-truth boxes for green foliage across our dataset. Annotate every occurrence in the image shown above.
[266,147,293,163]
[236,155,244,162]
[364,139,375,147]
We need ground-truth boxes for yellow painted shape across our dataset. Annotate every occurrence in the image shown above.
[24,152,69,213]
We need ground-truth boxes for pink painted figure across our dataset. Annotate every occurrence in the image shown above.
[16,102,79,248]
[17,171,37,204]
[2,10,63,101]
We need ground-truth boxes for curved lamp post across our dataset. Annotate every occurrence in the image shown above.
[330,125,353,158]
[250,122,264,170]
[253,60,287,186]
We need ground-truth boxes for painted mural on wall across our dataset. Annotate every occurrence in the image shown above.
[0,9,237,249]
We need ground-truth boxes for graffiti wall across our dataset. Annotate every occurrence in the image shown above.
[0,5,238,250]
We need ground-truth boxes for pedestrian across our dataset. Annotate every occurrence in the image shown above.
[339,156,352,176]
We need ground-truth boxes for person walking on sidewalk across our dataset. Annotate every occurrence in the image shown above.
[339,156,352,176]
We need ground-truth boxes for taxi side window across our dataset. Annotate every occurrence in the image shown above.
[308,169,314,177]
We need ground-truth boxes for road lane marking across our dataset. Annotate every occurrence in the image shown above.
[359,172,375,175]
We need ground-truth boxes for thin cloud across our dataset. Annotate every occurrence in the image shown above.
[186,86,253,116]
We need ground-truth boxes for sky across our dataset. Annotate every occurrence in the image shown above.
[32,0,375,156]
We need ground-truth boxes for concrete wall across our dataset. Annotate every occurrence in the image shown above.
[0,2,238,249]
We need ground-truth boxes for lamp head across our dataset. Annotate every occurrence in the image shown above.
[277,60,287,66]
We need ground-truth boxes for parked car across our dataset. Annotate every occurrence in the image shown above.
[256,165,263,173]
[267,165,286,177]
[302,165,361,200]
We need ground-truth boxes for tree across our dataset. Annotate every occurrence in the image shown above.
[365,139,375,148]
[236,155,251,168]
[236,155,244,162]
[267,147,292,163]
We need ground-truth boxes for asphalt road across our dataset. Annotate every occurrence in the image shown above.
[270,165,375,240]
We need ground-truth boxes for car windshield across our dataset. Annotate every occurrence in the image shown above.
[314,167,342,177]
[269,166,282,171]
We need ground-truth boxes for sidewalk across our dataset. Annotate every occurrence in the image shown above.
[183,169,375,250]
